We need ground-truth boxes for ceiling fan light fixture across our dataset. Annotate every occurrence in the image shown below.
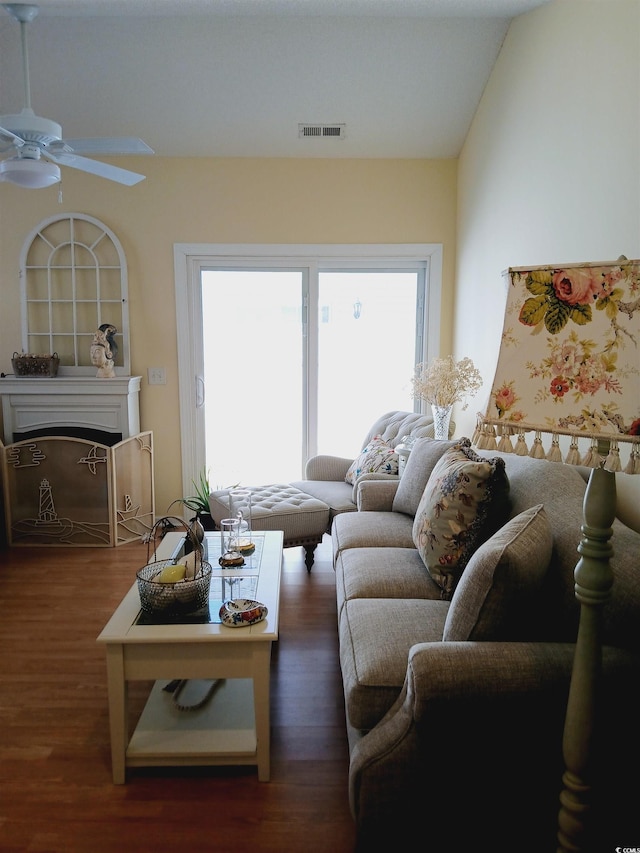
[0,157,61,188]
[1,4,151,187]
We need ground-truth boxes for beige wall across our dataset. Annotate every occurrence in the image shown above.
[0,157,457,514]
[455,0,640,530]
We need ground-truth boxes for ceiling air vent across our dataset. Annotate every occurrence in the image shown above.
[298,123,346,140]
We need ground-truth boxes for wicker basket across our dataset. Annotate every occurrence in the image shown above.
[136,517,212,616]
[136,559,212,616]
[12,352,60,377]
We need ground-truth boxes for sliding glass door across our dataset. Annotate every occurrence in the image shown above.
[174,243,442,500]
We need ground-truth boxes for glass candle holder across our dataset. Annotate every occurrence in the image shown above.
[219,517,243,567]
[231,488,255,555]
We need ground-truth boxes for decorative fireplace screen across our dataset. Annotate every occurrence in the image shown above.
[1,432,154,547]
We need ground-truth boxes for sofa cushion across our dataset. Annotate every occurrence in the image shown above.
[443,504,552,641]
[335,546,442,614]
[488,452,640,648]
[339,597,449,731]
[332,510,415,564]
[392,436,457,517]
[413,439,510,600]
[345,436,399,485]
[290,478,357,520]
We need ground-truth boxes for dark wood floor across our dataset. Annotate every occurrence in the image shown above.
[0,534,357,853]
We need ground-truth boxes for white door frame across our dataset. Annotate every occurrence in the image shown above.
[173,243,443,501]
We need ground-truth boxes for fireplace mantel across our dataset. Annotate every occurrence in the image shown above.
[0,376,141,445]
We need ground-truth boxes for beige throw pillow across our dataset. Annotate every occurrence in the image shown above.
[443,504,552,641]
[392,437,458,517]
[412,439,510,599]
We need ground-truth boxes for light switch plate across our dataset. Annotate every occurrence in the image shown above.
[148,367,166,385]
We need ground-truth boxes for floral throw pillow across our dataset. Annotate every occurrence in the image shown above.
[345,436,399,485]
[412,439,510,599]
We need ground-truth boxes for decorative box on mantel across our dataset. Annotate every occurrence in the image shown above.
[0,376,141,446]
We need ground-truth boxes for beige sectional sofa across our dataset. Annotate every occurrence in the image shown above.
[332,437,640,851]
[291,409,444,522]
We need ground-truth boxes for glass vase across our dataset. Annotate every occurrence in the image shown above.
[432,405,453,441]
[231,488,255,555]
[219,517,243,566]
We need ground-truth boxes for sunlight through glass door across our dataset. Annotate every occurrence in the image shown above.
[317,271,420,455]
[201,269,304,489]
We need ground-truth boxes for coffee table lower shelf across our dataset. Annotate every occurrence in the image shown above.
[98,530,283,785]
[127,678,258,769]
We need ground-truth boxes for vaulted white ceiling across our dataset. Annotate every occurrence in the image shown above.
[0,0,551,159]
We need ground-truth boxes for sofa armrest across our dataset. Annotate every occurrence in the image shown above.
[356,478,400,511]
[404,641,576,716]
[352,472,400,503]
[349,641,640,847]
[304,454,354,481]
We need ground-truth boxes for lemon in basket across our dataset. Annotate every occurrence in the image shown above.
[155,563,187,584]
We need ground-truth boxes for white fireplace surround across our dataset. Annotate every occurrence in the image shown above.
[0,376,141,444]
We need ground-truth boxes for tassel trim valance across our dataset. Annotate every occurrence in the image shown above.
[472,416,640,475]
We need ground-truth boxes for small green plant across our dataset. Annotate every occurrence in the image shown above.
[168,468,212,517]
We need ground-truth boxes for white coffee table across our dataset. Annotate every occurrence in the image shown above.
[97,530,283,784]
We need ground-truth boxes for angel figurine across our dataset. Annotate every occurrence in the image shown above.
[90,323,118,378]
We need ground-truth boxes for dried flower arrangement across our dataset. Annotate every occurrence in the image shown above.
[411,356,482,410]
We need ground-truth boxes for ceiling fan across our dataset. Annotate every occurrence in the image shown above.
[0,2,153,188]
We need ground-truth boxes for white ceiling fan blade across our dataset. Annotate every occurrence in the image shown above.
[46,151,146,186]
[51,137,154,156]
[0,124,25,151]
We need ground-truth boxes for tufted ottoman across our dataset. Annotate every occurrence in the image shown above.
[208,484,330,570]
